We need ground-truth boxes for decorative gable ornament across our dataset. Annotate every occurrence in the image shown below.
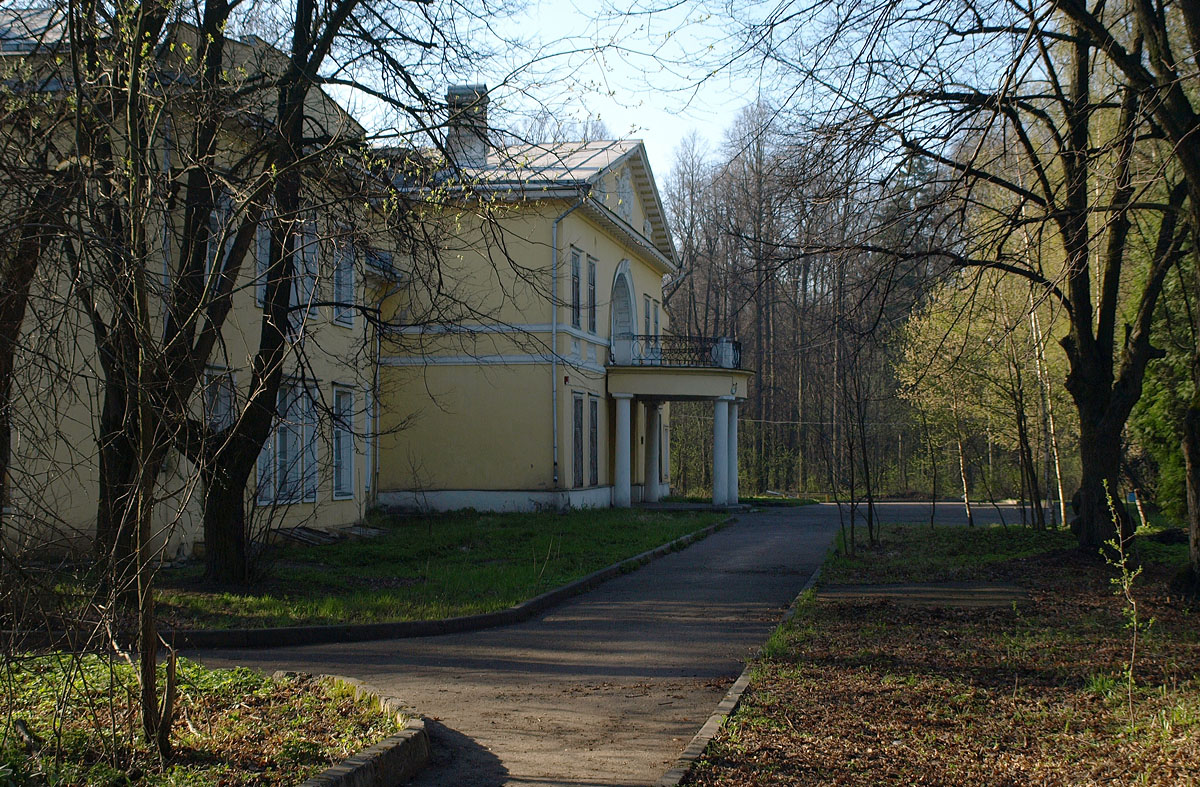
[616,167,633,223]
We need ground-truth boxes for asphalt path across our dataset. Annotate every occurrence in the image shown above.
[194,501,1022,786]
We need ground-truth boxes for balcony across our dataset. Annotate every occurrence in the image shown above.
[610,334,742,369]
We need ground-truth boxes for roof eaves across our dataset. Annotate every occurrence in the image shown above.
[622,145,680,265]
[580,199,676,275]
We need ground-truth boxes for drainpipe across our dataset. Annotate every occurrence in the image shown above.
[551,196,585,487]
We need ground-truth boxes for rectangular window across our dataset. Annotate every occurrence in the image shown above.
[203,369,235,430]
[589,397,599,486]
[643,295,651,338]
[206,194,233,282]
[364,388,374,495]
[255,214,272,305]
[570,249,581,328]
[290,220,319,335]
[587,257,597,333]
[257,382,317,504]
[332,386,354,500]
[573,393,584,488]
[653,300,660,336]
[333,239,355,326]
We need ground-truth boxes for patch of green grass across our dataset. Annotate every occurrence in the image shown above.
[822,522,1076,584]
[1129,515,1191,567]
[1,653,394,785]
[157,508,724,629]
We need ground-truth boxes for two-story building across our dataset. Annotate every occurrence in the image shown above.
[373,86,752,513]
[1,13,749,563]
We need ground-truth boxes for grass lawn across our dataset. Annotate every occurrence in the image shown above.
[157,508,725,629]
[687,522,1200,786]
[2,654,396,785]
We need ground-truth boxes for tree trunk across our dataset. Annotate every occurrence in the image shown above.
[1015,400,1045,529]
[202,463,251,585]
[1182,392,1200,589]
[953,403,973,527]
[97,381,138,563]
[957,431,973,527]
[1073,418,1130,548]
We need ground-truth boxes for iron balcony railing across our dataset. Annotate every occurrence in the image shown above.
[610,334,742,369]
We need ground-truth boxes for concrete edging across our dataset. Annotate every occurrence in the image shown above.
[657,555,826,786]
[166,517,735,650]
[290,672,430,787]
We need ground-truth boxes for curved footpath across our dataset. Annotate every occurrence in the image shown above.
[193,502,985,786]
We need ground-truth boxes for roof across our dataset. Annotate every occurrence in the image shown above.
[445,139,677,269]
[0,6,66,52]
[471,139,640,186]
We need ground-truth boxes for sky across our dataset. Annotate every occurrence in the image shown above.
[479,0,764,180]
[323,0,769,183]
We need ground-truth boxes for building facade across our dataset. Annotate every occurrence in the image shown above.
[1,17,749,562]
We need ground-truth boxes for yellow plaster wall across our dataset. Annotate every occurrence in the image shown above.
[379,363,554,490]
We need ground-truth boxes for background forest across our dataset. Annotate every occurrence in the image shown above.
[663,95,1190,541]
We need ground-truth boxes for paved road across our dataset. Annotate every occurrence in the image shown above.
[194,502,1017,786]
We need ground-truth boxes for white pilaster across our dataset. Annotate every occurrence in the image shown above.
[713,397,729,506]
[614,394,633,507]
[727,400,739,505]
[645,403,661,503]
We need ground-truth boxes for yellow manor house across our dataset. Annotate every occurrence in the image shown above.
[1,12,750,559]
[378,86,752,515]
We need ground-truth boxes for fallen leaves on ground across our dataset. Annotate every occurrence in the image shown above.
[687,541,1200,786]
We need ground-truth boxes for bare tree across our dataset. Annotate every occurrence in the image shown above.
[705,0,1192,551]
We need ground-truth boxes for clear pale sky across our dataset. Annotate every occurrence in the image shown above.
[328,1,763,180]
[484,0,761,178]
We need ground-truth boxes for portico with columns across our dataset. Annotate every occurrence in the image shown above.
[607,357,751,508]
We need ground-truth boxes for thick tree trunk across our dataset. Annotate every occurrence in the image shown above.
[1182,393,1200,589]
[202,464,251,585]
[1072,418,1130,548]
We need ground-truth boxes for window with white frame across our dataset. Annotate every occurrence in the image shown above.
[570,248,581,328]
[589,396,599,486]
[653,300,660,336]
[364,387,374,495]
[203,369,236,430]
[206,193,233,282]
[587,256,597,333]
[332,386,354,500]
[573,393,584,488]
[332,238,355,327]
[257,382,317,504]
[290,220,319,335]
[255,212,272,305]
[643,295,651,338]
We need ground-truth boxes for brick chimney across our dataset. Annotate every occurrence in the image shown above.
[445,84,489,169]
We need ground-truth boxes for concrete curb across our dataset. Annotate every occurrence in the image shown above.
[658,554,826,786]
[289,672,430,787]
[166,517,734,650]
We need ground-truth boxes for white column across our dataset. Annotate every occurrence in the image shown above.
[645,403,661,503]
[713,397,729,506]
[614,394,633,507]
[727,400,739,505]
[661,419,671,499]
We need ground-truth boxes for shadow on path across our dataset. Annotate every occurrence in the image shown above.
[409,719,509,787]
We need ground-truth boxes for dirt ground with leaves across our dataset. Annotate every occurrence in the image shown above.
[686,526,1200,786]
